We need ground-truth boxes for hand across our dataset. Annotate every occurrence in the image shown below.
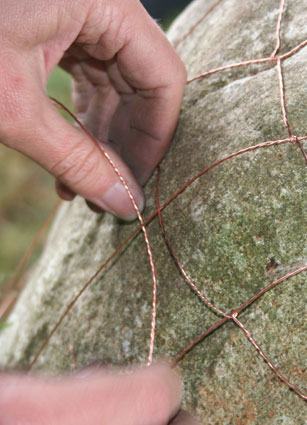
[0,363,200,425]
[0,0,186,220]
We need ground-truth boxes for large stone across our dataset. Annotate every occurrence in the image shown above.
[1,0,306,423]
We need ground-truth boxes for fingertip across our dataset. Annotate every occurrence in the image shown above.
[144,362,182,420]
[55,179,76,201]
[92,180,145,222]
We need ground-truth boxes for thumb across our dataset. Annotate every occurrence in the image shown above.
[0,364,182,425]
[0,74,144,221]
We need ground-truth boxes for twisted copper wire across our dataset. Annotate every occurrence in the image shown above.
[172,265,307,367]
[0,201,61,320]
[48,98,158,366]
[27,133,307,370]
[25,0,307,402]
[155,164,307,400]
[271,0,285,58]
[174,0,224,49]
[162,0,307,400]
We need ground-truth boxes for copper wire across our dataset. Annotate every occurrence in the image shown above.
[271,0,285,58]
[172,266,307,368]
[155,166,231,319]
[174,0,224,49]
[0,201,61,320]
[187,39,307,84]
[49,98,157,366]
[187,57,272,84]
[155,164,307,400]
[24,0,307,402]
[277,58,292,135]
[28,134,307,369]
[276,58,307,163]
[232,314,307,400]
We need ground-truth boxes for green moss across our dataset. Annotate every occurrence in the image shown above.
[1,1,307,423]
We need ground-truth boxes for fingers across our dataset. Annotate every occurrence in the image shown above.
[75,0,187,184]
[111,0,187,183]
[0,67,144,220]
[170,410,202,425]
[0,0,186,218]
[0,363,181,425]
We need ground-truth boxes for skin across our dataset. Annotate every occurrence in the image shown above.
[0,1,201,424]
[0,0,186,220]
[0,364,200,425]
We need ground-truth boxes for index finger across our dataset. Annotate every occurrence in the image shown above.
[78,0,187,184]
[0,363,182,425]
[113,1,186,183]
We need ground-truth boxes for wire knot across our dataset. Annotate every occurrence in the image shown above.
[290,135,299,144]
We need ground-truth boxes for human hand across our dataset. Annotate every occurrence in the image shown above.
[0,0,186,220]
[0,363,201,425]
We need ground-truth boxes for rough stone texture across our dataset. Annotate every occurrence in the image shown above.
[0,0,306,423]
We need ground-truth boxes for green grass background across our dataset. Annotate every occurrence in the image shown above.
[0,68,72,296]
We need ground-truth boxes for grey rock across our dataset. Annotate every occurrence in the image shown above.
[1,0,306,423]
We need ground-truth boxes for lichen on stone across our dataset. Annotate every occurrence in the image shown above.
[0,0,306,423]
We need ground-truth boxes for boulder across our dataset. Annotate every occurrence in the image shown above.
[1,0,306,423]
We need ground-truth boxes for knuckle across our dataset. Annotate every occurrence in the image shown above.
[50,141,100,189]
[78,0,129,59]
[0,70,31,143]
[178,58,188,83]
[172,56,187,88]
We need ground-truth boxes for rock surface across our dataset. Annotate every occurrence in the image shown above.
[1,0,306,423]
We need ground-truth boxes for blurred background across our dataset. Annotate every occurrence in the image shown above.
[0,0,192,304]
[142,0,192,26]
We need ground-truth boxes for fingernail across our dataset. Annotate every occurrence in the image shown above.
[93,181,145,221]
